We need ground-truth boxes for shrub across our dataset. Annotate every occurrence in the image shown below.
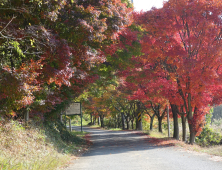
[196,112,222,147]
[196,126,222,146]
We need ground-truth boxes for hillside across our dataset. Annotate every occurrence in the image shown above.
[0,119,88,170]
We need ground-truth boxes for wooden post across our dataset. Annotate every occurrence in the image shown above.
[80,102,82,132]
[65,112,67,128]
[90,113,92,124]
[167,105,170,137]
[25,109,29,126]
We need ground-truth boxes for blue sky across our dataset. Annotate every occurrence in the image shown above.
[133,0,167,11]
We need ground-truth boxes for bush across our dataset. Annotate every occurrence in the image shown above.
[196,112,222,147]
[195,126,222,146]
[44,120,84,145]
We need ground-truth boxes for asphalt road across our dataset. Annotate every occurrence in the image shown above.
[65,126,222,170]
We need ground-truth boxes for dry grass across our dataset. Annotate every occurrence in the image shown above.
[141,118,222,158]
[143,129,222,158]
[0,119,88,170]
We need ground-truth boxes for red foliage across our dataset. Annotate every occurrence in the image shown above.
[117,1,222,141]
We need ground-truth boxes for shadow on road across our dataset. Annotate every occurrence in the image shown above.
[72,126,175,157]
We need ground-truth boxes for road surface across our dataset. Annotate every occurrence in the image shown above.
[65,126,222,170]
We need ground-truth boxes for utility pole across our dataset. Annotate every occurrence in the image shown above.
[25,108,29,126]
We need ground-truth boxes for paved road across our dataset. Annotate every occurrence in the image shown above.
[65,126,222,170]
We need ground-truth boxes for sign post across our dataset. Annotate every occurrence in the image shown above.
[65,110,67,127]
[65,102,82,132]
[81,102,82,132]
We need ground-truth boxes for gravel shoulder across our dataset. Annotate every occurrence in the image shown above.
[65,126,222,170]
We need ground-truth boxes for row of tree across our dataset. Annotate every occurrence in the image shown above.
[81,0,222,145]
[0,0,133,118]
[2,0,222,145]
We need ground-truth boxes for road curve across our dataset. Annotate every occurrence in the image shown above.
[65,126,222,170]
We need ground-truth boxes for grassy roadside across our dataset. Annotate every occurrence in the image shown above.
[0,119,90,170]
[143,130,222,157]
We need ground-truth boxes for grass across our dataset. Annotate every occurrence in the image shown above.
[203,146,222,156]
[170,140,222,157]
[108,128,122,131]
[142,128,222,158]
[0,119,89,170]
[143,129,168,138]
[71,130,88,136]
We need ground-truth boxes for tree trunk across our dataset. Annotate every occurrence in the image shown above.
[181,114,187,142]
[150,114,155,130]
[100,115,104,128]
[187,93,196,144]
[158,117,163,133]
[189,122,196,144]
[121,112,125,130]
[126,116,129,130]
[126,121,129,130]
[90,113,92,124]
[117,114,120,128]
[171,104,179,140]
[188,106,198,144]
[136,119,139,130]
[115,115,117,128]
[131,119,134,130]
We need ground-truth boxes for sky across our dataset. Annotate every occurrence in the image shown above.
[133,0,167,12]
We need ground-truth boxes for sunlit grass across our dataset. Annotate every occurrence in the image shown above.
[0,154,69,170]
[108,128,122,131]
[71,130,89,137]
[0,119,87,170]
[144,130,168,138]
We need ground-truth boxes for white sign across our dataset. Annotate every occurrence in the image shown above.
[66,103,81,115]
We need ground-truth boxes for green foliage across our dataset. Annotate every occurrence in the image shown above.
[71,114,90,126]
[196,113,222,147]
[0,0,133,118]
[195,127,222,146]
[103,117,115,128]
[44,120,83,144]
